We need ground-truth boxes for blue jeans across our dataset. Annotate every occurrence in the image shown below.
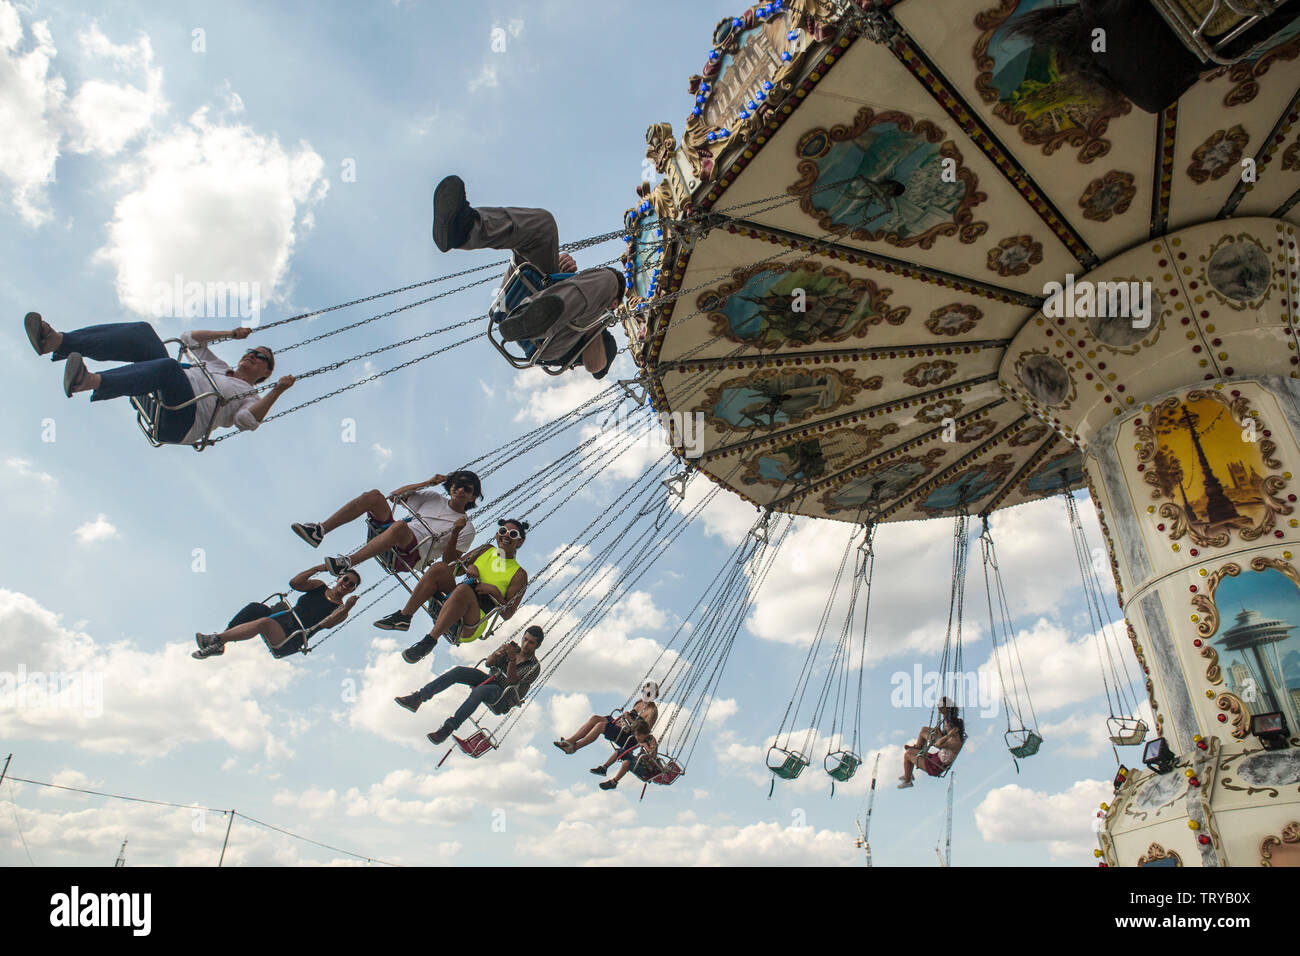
[56,322,196,442]
[418,666,505,733]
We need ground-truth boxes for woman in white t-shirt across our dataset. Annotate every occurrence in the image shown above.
[290,470,480,575]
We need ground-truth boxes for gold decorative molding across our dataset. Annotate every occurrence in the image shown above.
[1137,842,1182,866]
[1260,822,1300,866]
[1216,692,1251,740]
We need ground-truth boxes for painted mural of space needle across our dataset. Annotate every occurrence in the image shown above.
[1217,607,1300,736]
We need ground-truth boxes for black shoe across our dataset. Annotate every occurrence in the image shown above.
[324,554,352,576]
[590,766,608,776]
[599,779,618,790]
[432,175,477,252]
[394,693,421,713]
[498,296,564,343]
[428,727,452,746]
[291,522,324,547]
[402,635,437,664]
[374,611,412,632]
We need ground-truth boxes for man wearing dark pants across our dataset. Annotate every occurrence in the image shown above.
[431,175,620,378]
[394,626,543,744]
[23,314,294,444]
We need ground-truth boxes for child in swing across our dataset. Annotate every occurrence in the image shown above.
[596,719,658,791]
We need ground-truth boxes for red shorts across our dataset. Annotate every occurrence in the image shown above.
[366,516,422,571]
[921,754,947,777]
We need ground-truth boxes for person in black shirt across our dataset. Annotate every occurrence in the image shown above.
[193,566,360,659]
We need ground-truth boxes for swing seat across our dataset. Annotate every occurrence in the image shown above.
[632,755,684,786]
[1149,0,1296,65]
[825,750,861,782]
[766,747,810,780]
[258,593,313,658]
[487,258,614,374]
[453,727,498,758]
[129,338,222,451]
[1006,729,1043,759]
[1108,717,1148,747]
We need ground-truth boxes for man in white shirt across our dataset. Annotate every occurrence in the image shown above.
[25,314,295,446]
[291,470,481,576]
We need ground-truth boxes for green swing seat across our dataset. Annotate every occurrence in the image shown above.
[826,750,861,782]
[1006,729,1042,759]
[767,747,810,780]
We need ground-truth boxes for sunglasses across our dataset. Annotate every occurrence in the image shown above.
[450,482,477,494]
[498,527,523,540]
[244,350,272,366]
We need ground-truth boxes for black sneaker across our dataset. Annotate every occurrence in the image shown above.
[291,522,324,548]
[394,693,421,713]
[432,175,478,252]
[427,727,451,746]
[402,635,437,664]
[598,779,618,790]
[324,554,352,576]
[194,632,218,649]
[498,295,564,343]
[374,611,412,632]
[590,766,608,776]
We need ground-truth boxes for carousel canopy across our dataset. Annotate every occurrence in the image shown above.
[621,0,1300,524]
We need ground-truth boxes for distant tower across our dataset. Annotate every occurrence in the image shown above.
[114,838,127,868]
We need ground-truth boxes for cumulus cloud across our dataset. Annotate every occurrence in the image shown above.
[372,443,393,472]
[0,589,299,759]
[974,778,1110,862]
[93,101,328,319]
[0,1,65,224]
[3,458,58,497]
[73,514,118,545]
[66,25,165,156]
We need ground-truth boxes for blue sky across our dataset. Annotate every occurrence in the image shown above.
[0,0,1143,866]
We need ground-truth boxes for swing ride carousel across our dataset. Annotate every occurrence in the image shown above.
[617,0,1300,865]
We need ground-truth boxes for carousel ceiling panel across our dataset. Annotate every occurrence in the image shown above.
[998,218,1300,448]
[892,0,1160,264]
[653,227,1036,365]
[699,33,1080,294]
[1166,32,1300,232]
[658,346,1005,456]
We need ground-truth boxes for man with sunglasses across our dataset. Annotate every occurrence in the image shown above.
[23,313,293,446]
[291,470,482,579]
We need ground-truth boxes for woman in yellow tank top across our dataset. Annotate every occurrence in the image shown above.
[394,518,530,664]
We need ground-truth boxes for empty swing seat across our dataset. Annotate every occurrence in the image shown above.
[825,750,861,782]
[452,727,498,759]
[767,747,810,780]
[1108,717,1148,747]
[1006,729,1043,759]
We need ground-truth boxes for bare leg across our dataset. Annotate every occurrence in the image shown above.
[216,617,288,647]
[402,562,460,617]
[321,489,392,535]
[609,759,633,783]
[564,716,607,752]
[347,523,419,567]
[425,583,481,641]
[582,330,610,374]
[69,370,102,394]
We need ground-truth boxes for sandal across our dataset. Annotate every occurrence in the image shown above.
[553,739,575,754]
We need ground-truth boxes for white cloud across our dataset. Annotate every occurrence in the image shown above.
[0,589,298,759]
[66,25,165,156]
[73,514,118,545]
[478,379,495,398]
[511,368,606,425]
[0,2,66,225]
[3,458,57,493]
[372,443,393,472]
[93,103,328,319]
[974,778,1109,862]
[467,62,497,93]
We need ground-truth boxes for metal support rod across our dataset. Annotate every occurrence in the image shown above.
[218,811,235,867]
